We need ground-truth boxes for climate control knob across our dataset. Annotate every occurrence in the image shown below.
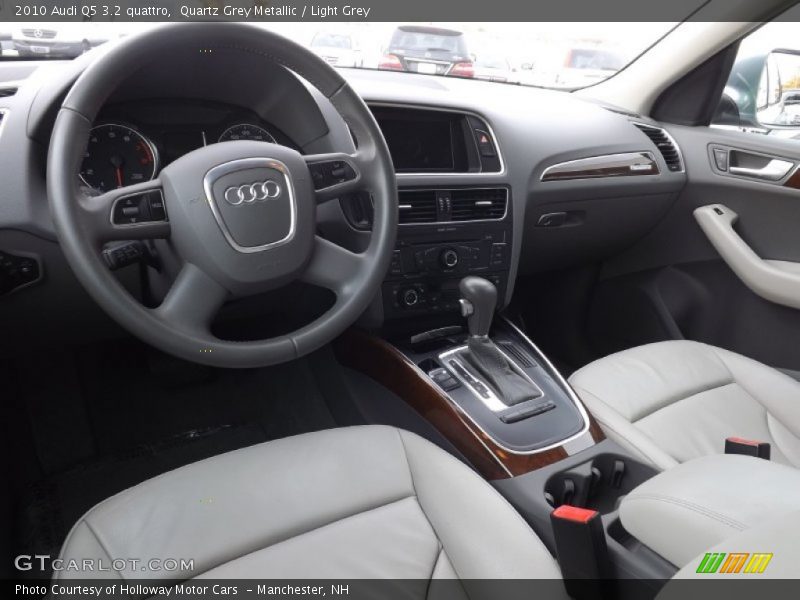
[400,287,420,307]
[440,248,460,269]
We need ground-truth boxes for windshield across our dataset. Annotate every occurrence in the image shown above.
[0,21,676,89]
[311,33,352,49]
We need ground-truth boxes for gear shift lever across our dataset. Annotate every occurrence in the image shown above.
[459,276,497,338]
[458,276,540,407]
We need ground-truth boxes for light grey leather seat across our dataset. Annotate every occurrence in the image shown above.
[57,425,563,585]
[569,340,800,470]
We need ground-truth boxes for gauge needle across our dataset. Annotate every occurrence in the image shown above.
[110,155,124,188]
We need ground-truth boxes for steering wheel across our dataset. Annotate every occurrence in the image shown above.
[47,23,397,368]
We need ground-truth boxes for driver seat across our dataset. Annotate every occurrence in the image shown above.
[56,426,563,585]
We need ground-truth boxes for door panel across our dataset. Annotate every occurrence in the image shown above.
[588,125,800,370]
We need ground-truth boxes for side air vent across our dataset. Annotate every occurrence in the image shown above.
[0,87,17,98]
[398,190,437,224]
[634,123,683,172]
[450,188,507,221]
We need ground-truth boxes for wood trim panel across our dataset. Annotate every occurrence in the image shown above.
[334,329,604,480]
[783,167,800,189]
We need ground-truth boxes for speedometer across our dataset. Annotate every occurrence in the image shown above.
[80,124,158,192]
[218,124,276,144]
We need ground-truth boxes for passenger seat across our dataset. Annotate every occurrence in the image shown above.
[568,341,800,470]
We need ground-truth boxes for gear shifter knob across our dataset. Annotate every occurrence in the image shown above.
[459,276,497,338]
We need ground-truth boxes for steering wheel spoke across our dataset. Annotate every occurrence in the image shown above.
[155,263,229,334]
[305,152,369,204]
[81,179,170,244]
[301,236,365,297]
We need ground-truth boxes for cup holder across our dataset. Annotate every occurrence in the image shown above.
[544,453,658,514]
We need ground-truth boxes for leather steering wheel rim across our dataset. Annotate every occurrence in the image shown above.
[47,23,397,368]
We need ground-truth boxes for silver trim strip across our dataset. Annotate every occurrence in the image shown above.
[424,318,592,457]
[439,345,545,413]
[367,102,506,177]
[203,157,297,254]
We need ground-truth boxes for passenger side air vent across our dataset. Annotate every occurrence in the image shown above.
[0,87,17,98]
[398,190,438,224]
[634,123,683,172]
[450,188,507,221]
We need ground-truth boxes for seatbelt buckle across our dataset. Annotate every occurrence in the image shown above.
[551,505,611,598]
[725,437,771,460]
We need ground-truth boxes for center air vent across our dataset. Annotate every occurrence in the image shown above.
[451,188,508,221]
[0,87,17,98]
[397,188,508,224]
[398,190,438,224]
[634,123,683,172]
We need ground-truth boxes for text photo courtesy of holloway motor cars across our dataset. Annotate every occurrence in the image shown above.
[3,0,800,599]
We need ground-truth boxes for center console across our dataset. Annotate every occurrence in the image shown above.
[383,189,511,319]
[335,104,678,597]
[340,105,512,322]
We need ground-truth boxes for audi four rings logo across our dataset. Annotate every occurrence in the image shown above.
[223,180,282,206]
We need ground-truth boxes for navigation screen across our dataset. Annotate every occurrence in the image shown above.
[376,114,455,172]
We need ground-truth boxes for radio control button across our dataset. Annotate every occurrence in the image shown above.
[440,248,459,269]
[401,288,420,307]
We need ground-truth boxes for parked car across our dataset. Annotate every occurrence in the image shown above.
[12,24,108,59]
[473,51,515,83]
[309,31,363,68]
[522,46,624,88]
[0,29,12,56]
[378,25,473,78]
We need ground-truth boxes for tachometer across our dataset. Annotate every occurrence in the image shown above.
[80,124,158,191]
[218,123,276,144]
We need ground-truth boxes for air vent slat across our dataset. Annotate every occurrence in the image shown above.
[0,88,16,98]
[398,190,437,224]
[634,123,683,172]
[450,188,507,221]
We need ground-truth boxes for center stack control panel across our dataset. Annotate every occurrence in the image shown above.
[381,187,512,319]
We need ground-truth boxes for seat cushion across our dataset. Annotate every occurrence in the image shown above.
[569,341,800,470]
[661,510,800,584]
[620,455,800,567]
[56,425,563,585]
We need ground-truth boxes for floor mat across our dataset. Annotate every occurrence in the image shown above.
[18,423,267,568]
[10,339,338,576]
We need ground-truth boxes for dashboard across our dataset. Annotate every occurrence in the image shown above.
[0,42,687,352]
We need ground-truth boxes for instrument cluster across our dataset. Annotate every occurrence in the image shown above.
[79,101,294,192]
